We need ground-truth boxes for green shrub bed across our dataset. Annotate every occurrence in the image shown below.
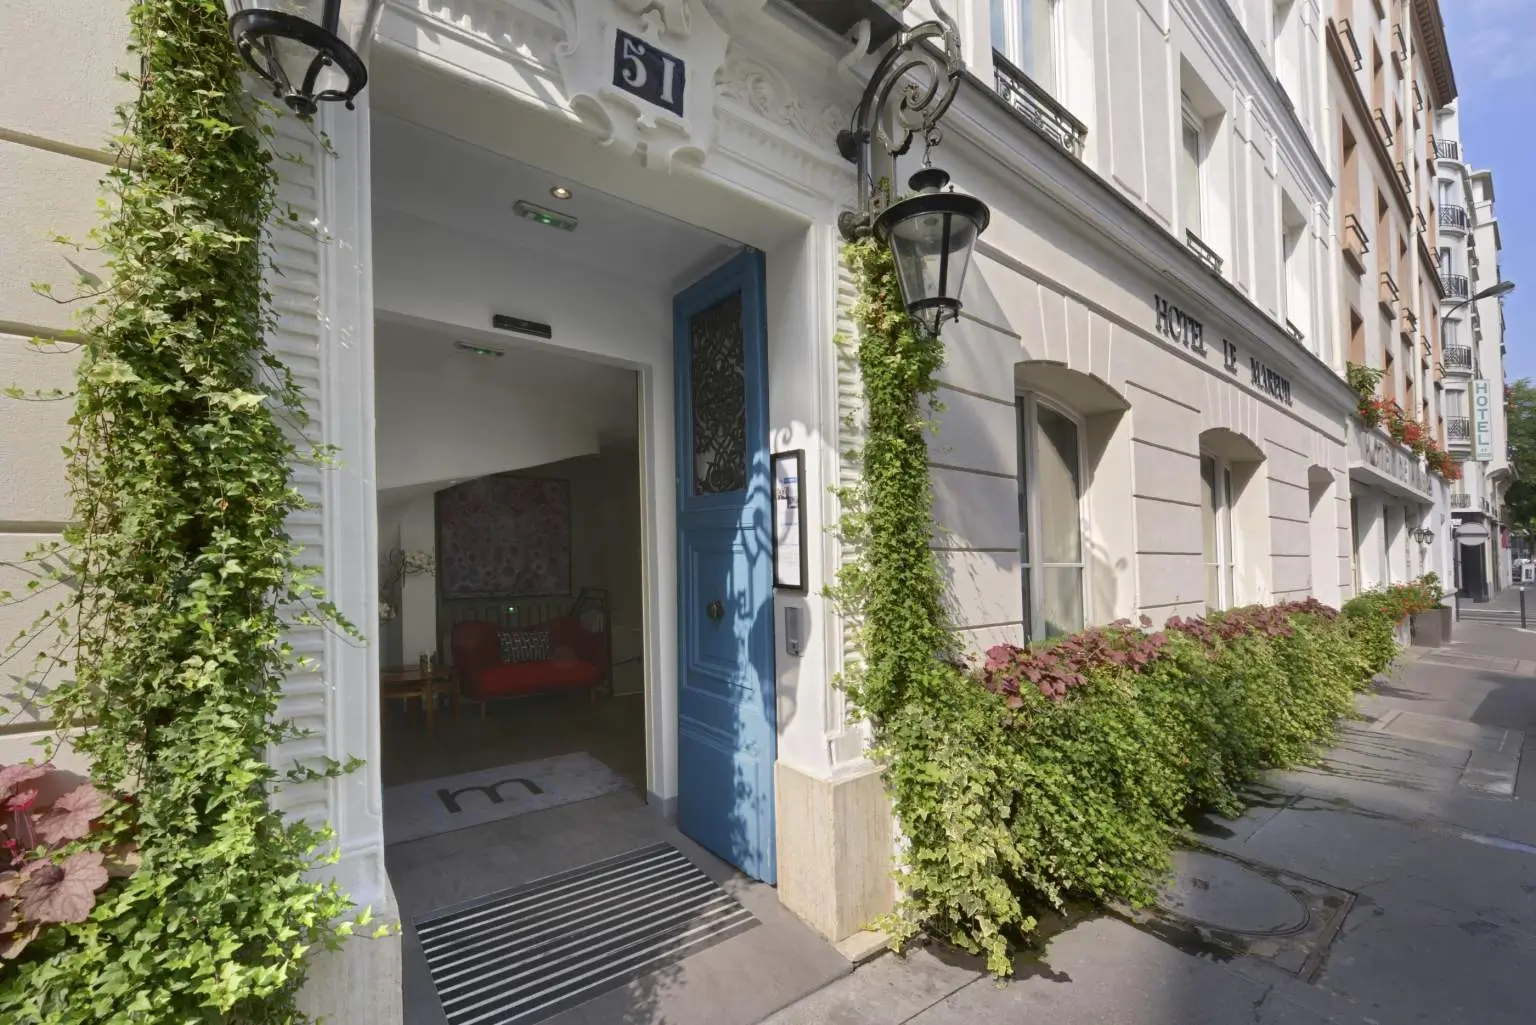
[879,594,1425,974]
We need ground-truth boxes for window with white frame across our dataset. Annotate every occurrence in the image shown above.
[1017,394,1087,639]
[1281,192,1309,337]
[1273,0,1300,102]
[991,0,1060,91]
[1181,100,1207,238]
[1201,454,1236,609]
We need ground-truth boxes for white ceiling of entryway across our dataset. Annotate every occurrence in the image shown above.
[371,114,740,291]
[372,317,639,508]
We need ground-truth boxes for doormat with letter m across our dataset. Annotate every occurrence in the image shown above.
[383,752,630,845]
[416,842,760,1025]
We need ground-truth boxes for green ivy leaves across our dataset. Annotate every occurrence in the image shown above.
[0,1,367,1020]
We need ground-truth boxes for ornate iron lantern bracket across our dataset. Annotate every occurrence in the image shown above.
[835,7,966,242]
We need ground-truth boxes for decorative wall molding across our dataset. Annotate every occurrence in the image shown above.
[716,50,845,153]
[388,0,853,180]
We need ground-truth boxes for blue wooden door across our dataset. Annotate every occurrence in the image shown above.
[674,249,777,884]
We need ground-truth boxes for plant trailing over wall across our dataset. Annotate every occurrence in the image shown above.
[1358,395,1392,428]
[1424,440,1460,480]
[836,239,1408,976]
[0,1,376,1019]
[1346,361,1386,400]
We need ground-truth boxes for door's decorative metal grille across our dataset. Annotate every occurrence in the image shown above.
[690,292,747,494]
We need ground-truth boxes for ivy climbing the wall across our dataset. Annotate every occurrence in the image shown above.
[0,2,372,1020]
[833,236,1036,972]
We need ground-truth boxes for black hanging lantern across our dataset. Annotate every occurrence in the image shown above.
[875,167,989,337]
[1412,527,1436,544]
[835,4,989,337]
[225,1,384,117]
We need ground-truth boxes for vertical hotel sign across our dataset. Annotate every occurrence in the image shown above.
[1473,379,1494,461]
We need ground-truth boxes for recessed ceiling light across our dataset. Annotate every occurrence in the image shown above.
[514,199,578,231]
[550,185,572,200]
[455,340,505,358]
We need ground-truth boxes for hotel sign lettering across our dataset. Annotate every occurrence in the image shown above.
[1249,358,1293,406]
[1152,295,1293,407]
[1473,379,1494,461]
[1154,295,1207,354]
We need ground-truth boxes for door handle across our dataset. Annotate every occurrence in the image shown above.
[706,599,725,621]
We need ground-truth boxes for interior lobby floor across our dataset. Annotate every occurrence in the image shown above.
[381,689,647,792]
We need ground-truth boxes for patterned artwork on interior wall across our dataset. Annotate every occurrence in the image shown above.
[437,476,571,598]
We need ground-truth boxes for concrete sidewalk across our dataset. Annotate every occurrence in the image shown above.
[762,620,1536,1025]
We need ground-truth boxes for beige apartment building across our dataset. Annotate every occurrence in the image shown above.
[1327,0,1455,591]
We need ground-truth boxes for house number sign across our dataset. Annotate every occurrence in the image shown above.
[613,29,686,117]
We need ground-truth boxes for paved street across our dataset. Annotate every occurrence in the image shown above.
[1454,584,1536,631]
[763,612,1536,1025]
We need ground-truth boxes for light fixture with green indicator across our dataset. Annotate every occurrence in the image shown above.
[513,200,578,231]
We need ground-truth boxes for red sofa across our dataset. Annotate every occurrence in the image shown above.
[450,618,606,708]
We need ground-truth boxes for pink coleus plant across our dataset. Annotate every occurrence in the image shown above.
[0,762,133,960]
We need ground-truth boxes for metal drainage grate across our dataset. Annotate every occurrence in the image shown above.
[417,842,759,1025]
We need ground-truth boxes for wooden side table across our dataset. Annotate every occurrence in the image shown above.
[380,666,458,728]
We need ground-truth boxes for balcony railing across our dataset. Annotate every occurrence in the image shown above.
[1436,138,1460,161]
[1373,108,1394,146]
[1341,213,1369,273]
[1185,230,1223,274]
[1379,270,1400,311]
[1450,492,1473,508]
[1440,204,1470,232]
[993,53,1088,158]
[1336,19,1364,71]
[1443,344,1474,372]
[1447,417,1473,442]
[1442,272,1470,299]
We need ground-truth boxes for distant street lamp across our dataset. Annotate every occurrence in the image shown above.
[1445,279,1515,318]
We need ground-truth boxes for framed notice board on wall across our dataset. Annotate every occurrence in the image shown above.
[772,450,807,592]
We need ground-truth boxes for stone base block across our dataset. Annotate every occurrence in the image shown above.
[775,760,894,943]
[297,880,403,1025]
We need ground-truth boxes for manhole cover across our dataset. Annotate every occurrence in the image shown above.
[1156,850,1309,935]
[1116,846,1356,981]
